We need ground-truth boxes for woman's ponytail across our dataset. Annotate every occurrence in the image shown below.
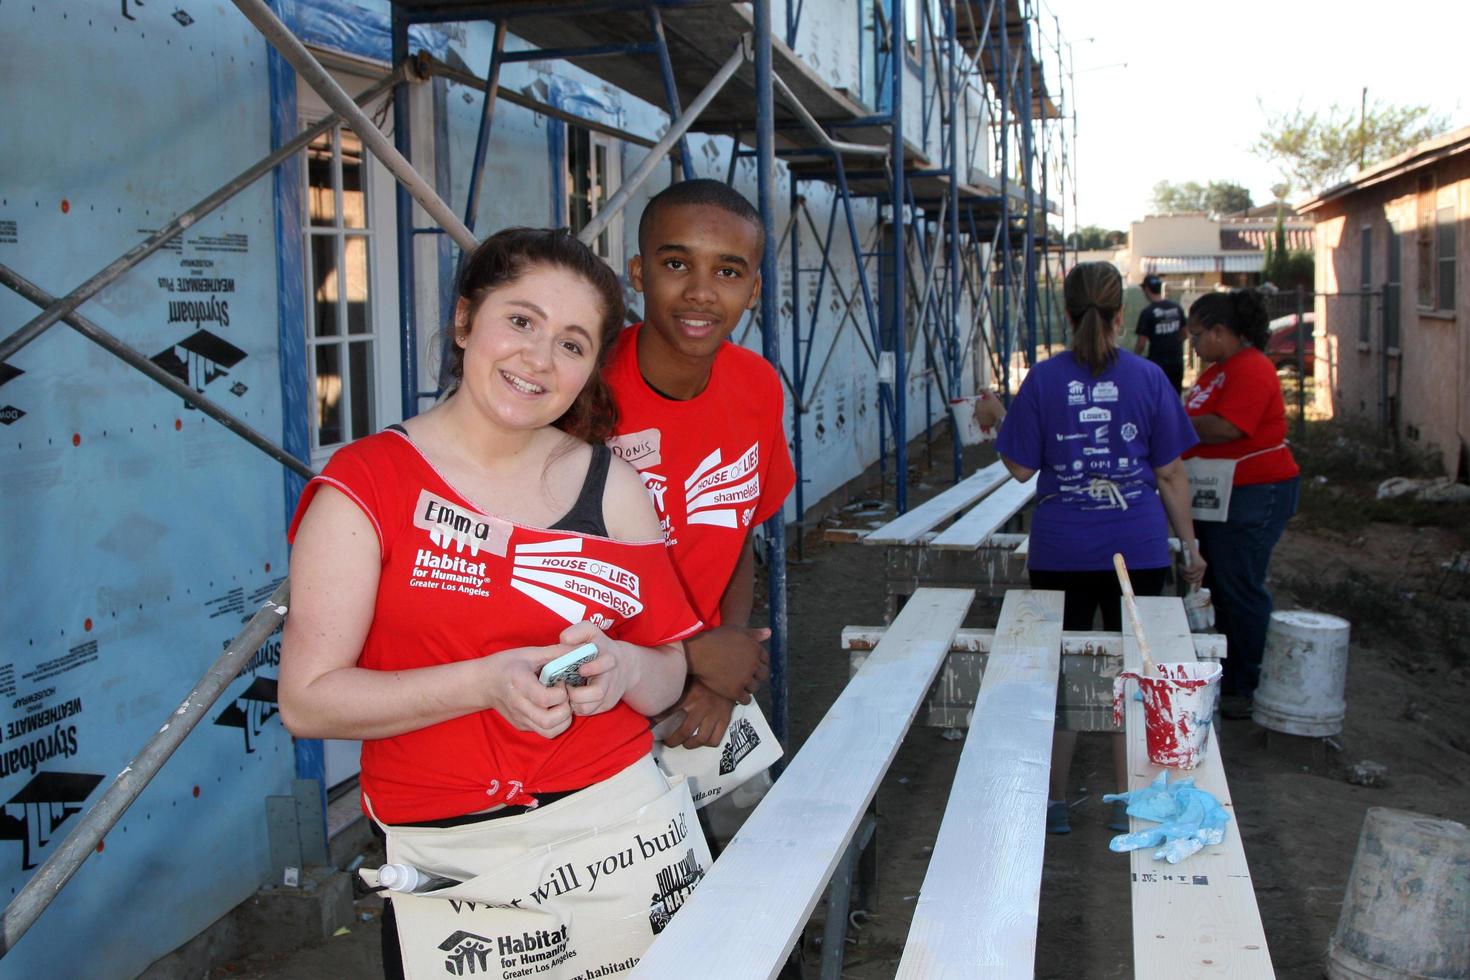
[1064,262,1123,375]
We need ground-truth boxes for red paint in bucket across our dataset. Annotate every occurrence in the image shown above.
[1113,662,1222,768]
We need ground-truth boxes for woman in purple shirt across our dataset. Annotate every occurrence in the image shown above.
[994,262,1205,833]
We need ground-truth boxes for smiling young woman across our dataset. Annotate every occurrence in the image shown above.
[281,228,715,979]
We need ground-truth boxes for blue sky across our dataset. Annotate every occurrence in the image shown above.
[1041,0,1469,230]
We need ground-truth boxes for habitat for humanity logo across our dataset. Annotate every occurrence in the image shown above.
[1,771,104,870]
[413,490,511,557]
[684,442,760,529]
[648,848,706,935]
[510,538,643,626]
[438,924,571,977]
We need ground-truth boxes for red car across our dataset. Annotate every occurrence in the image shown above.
[1266,312,1315,373]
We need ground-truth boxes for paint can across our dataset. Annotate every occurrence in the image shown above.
[947,395,998,445]
[1325,807,1470,980]
[1252,610,1350,737]
[1111,662,1222,769]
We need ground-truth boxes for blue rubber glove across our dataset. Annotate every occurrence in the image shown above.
[1103,771,1231,864]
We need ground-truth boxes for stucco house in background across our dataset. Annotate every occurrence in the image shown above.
[1299,125,1469,479]
[1125,209,1314,301]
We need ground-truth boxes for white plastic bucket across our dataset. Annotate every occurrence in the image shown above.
[947,396,998,445]
[1112,661,1222,769]
[1253,610,1350,736]
[1325,807,1470,980]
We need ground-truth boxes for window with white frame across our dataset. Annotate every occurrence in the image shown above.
[1416,174,1457,313]
[304,126,378,453]
[297,76,402,466]
[565,125,622,268]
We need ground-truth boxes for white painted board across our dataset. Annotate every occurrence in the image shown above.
[896,590,1065,979]
[1122,597,1274,979]
[862,461,1011,545]
[631,588,977,980]
[929,475,1037,551]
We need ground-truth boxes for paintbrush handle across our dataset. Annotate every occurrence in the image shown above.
[1113,553,1157,676]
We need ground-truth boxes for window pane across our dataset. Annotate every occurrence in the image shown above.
[1384,282,1400,349]
[342,129,366,230]
[314,343,343,447]
[348,340,375,439]
[1387,225,1401,286]
[306,132,336,227]
[1438,207,1456,309]
[568,128,592,234]
[345,235,371,334]
[311,235,340,336]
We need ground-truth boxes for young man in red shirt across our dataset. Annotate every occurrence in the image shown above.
[605,179,796,751]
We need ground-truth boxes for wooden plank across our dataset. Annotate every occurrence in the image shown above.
[632,588,977,980]
[1012,534,1030,557]
[840,626,1227,661]
[862,461,1012,545]
[1122,597,1274,979]
[928,475,1037,551]
[896,590,1064,979]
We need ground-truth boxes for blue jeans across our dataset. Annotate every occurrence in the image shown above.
[1195,476,1300,696]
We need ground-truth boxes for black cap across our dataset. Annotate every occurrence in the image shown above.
[1142,274,1163,293]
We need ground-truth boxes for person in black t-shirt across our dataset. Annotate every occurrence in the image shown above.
[1135,274,1187,391]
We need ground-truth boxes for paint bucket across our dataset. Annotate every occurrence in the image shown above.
[1112,662,1222,769]
[1325,807,1470,980]
[947,396,998,445]
[1182,585,1214,632]
[1252,610,1350,737]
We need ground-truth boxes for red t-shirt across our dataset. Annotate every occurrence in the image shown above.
[287,430,702,824]
[604,324,796,625]
[1183,347,1300,486]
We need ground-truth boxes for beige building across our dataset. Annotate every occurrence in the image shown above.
[1126,210,1314,299]
[1300,126,1470,478]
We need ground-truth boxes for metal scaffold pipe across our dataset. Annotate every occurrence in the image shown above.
[230,0,477,252]
[0,581,291,958]
[577,38,748,247]
[0,65,407,366]
[0,264,313,480]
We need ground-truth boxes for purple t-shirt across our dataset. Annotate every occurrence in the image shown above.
[996,350,1198,572]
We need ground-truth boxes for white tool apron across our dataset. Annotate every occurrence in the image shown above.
[1185,444,1287,522]
[368,756,710,980]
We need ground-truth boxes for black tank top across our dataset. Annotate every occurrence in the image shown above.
[384,426,609,537]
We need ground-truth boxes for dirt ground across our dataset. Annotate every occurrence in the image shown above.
[215,423,1470,980]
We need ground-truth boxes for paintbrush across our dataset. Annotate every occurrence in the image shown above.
[1113,553,1158,677]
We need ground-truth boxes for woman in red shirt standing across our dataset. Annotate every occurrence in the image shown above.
[281,229,707,979]
[1183,290,1301,719]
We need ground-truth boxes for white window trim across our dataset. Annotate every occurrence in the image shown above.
[297,68,403,469]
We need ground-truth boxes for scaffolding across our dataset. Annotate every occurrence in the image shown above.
[0,0,1075,962]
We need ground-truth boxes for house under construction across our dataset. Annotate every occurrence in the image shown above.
[0,1,1074,974]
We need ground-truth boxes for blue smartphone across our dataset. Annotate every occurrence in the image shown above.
[539,643,599,687]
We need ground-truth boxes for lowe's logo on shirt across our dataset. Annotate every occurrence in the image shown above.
[1067,380,1086,405]
[1078,407,1111,422]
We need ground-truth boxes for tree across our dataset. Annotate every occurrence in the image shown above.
[1263,211,1314,290]
[1150,180,1254,216]
[1065,225,1126,249]
[1254,98,1450,195]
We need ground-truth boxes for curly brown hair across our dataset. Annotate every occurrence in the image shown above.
[444,227,625,442]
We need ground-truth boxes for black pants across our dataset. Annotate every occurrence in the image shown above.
[1028,567,1168,632]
